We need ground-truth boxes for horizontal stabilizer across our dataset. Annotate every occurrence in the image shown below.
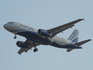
[67,49,73,52]
[67,39,91,52]
[74,39,91,46]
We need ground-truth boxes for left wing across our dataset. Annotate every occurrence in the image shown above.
[18,48,27,55]
[18,47,33,55]
[18,40,40,55]
[48,19,84,38]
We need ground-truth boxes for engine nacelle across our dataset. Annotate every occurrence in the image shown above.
[16,41,28,48]
[38,29,51,37]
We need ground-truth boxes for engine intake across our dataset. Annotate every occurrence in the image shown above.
[38,29,51,37]
[16,41,28,48]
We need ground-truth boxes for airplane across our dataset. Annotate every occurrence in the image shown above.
[3,19,91,55]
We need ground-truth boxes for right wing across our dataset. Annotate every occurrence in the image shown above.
[48,19,84,38]
[18,40,40,55]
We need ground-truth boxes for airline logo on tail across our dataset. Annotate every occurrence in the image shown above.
[68,29,79,43]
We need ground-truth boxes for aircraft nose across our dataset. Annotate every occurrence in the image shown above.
[4,22,18,32]
[3,24,8,29]
[3,23,12,31]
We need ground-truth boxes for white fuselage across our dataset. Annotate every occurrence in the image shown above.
[4,22,71,46]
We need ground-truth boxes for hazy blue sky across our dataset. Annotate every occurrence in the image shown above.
[0,0,93,70]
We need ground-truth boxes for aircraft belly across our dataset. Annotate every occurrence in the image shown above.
[50,41,80,49]
[17,31,52,45]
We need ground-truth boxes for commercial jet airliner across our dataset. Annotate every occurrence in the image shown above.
[3,19,91,55]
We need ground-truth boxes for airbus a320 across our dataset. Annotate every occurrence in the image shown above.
[3,19,91,55]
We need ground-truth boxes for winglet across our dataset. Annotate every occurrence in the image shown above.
[77,18,84,21]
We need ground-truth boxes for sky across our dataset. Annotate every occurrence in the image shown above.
[0,0,93,70]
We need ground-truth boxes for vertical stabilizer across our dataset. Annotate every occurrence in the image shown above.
[68,29,79,43]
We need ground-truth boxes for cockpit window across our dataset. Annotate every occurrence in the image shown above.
[8,22,13,24]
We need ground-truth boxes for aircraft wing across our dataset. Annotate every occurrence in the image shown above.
[18,47,33,55]
[48,19,84,38]
[18,48,27,55]
[18,40,40,55]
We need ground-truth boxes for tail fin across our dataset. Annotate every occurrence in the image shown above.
[68,29,79,43]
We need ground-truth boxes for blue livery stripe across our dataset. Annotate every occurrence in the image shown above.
[70,32,79,41]
[10,29,30,32]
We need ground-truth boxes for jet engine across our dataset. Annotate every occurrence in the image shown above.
[38,29,51,37]
[16,41,28,48]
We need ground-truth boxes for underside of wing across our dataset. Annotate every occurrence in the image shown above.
[48,19,84,38]
[17,40,40,55]
[18,48,26,55]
